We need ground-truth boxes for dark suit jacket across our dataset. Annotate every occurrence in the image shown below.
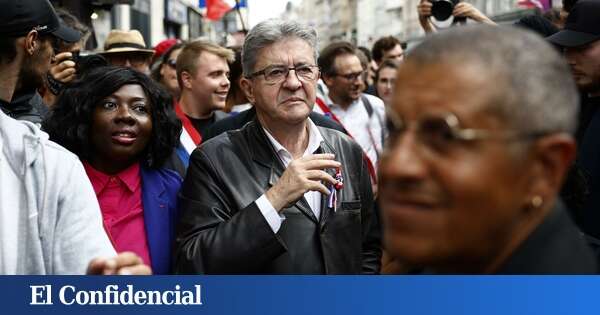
[140,167,182,274]
[497,201,597,274]
[203,107,347,141]
[578,97,600,238]
[175,119,381,274]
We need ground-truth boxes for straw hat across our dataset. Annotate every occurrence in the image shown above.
[101,29,154,56]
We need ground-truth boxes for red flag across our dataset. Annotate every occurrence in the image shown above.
[206,0,236,21]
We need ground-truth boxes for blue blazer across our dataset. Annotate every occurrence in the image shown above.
[140,167,182,274]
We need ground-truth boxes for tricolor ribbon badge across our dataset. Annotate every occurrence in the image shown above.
[328,168,343,212]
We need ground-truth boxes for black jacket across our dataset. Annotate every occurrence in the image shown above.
[497,201,598,274]
[577,96,600,238]
[175,119,381,274]
[1,90,49,125]
[203,107,346,141]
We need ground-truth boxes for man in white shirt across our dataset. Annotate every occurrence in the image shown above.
[315,41,386,184]
[175,19,381,274]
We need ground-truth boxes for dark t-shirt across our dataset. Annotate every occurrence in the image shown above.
[577,95,600,238]
[0,90,48,124]
[187,114,216,138]
[576,95,600,144]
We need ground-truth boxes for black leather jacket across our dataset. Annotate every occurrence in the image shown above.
[175,119,381,274]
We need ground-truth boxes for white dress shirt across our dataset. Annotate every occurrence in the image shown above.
[255,118,325,233]
[314,93,385,169]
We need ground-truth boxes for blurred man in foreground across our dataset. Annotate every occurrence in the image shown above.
[380,25,597,274]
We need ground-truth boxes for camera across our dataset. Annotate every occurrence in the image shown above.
[430,0,461,21]
[76,53,109,75]
[70,50,80,64]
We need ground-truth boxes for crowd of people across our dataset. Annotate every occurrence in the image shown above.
[1,0,600,275]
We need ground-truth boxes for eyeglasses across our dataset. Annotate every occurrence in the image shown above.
[248,64,320,85]
[334,70,365,82]
[105,53,150,67]
[384,109,550,155]
[165,59,177,69]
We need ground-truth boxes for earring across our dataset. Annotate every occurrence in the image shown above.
[531,196,543,208]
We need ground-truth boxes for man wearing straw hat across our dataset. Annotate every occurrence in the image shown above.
[101,29,154,75]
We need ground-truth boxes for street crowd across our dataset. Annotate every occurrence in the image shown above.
[1,0,600,275]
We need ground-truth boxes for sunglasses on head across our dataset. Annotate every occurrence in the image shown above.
[165,58,177,69]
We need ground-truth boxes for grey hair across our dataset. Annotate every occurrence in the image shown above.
[242,19,318,77]
[406,25,579,134]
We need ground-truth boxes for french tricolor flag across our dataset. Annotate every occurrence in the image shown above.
[199,0,246,21]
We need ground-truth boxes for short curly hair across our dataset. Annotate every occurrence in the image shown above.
[43,66,182,169]
[372,36,402,64]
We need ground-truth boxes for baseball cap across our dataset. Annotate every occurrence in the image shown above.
[546,0,600,47]
[154,38,180,60]
[0,0,80,43]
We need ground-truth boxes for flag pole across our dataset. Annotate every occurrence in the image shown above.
[234,0,247,33]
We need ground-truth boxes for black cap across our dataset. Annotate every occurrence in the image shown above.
[0,0,80,43]
[546,0,600,47]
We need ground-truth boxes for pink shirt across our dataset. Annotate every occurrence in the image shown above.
[83,162,151,266]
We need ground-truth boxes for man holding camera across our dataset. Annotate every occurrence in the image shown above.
[40,8,91,108]
[0,11,82,125]
[417,0,495,34]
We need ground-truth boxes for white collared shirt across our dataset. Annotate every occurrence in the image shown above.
[315,93,385,169]
[255,118,324,233]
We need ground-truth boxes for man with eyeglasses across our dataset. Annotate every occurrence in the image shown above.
[316,41,386,187]
[380,25,597,274]
[175,19,381,274]
[100,30,154,75]
[0,0,150,275]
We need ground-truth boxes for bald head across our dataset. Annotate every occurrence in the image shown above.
[403,25,579,135]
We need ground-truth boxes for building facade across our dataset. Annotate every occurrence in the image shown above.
[289,0,560,48]
[50,0,248,51]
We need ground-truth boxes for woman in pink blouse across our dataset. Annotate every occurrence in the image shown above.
[44,66,183,274]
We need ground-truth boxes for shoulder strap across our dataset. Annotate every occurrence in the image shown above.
[174,100,202,146]
[361,94,385,148]
[361,94,373,117]
[315,96,378,184]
